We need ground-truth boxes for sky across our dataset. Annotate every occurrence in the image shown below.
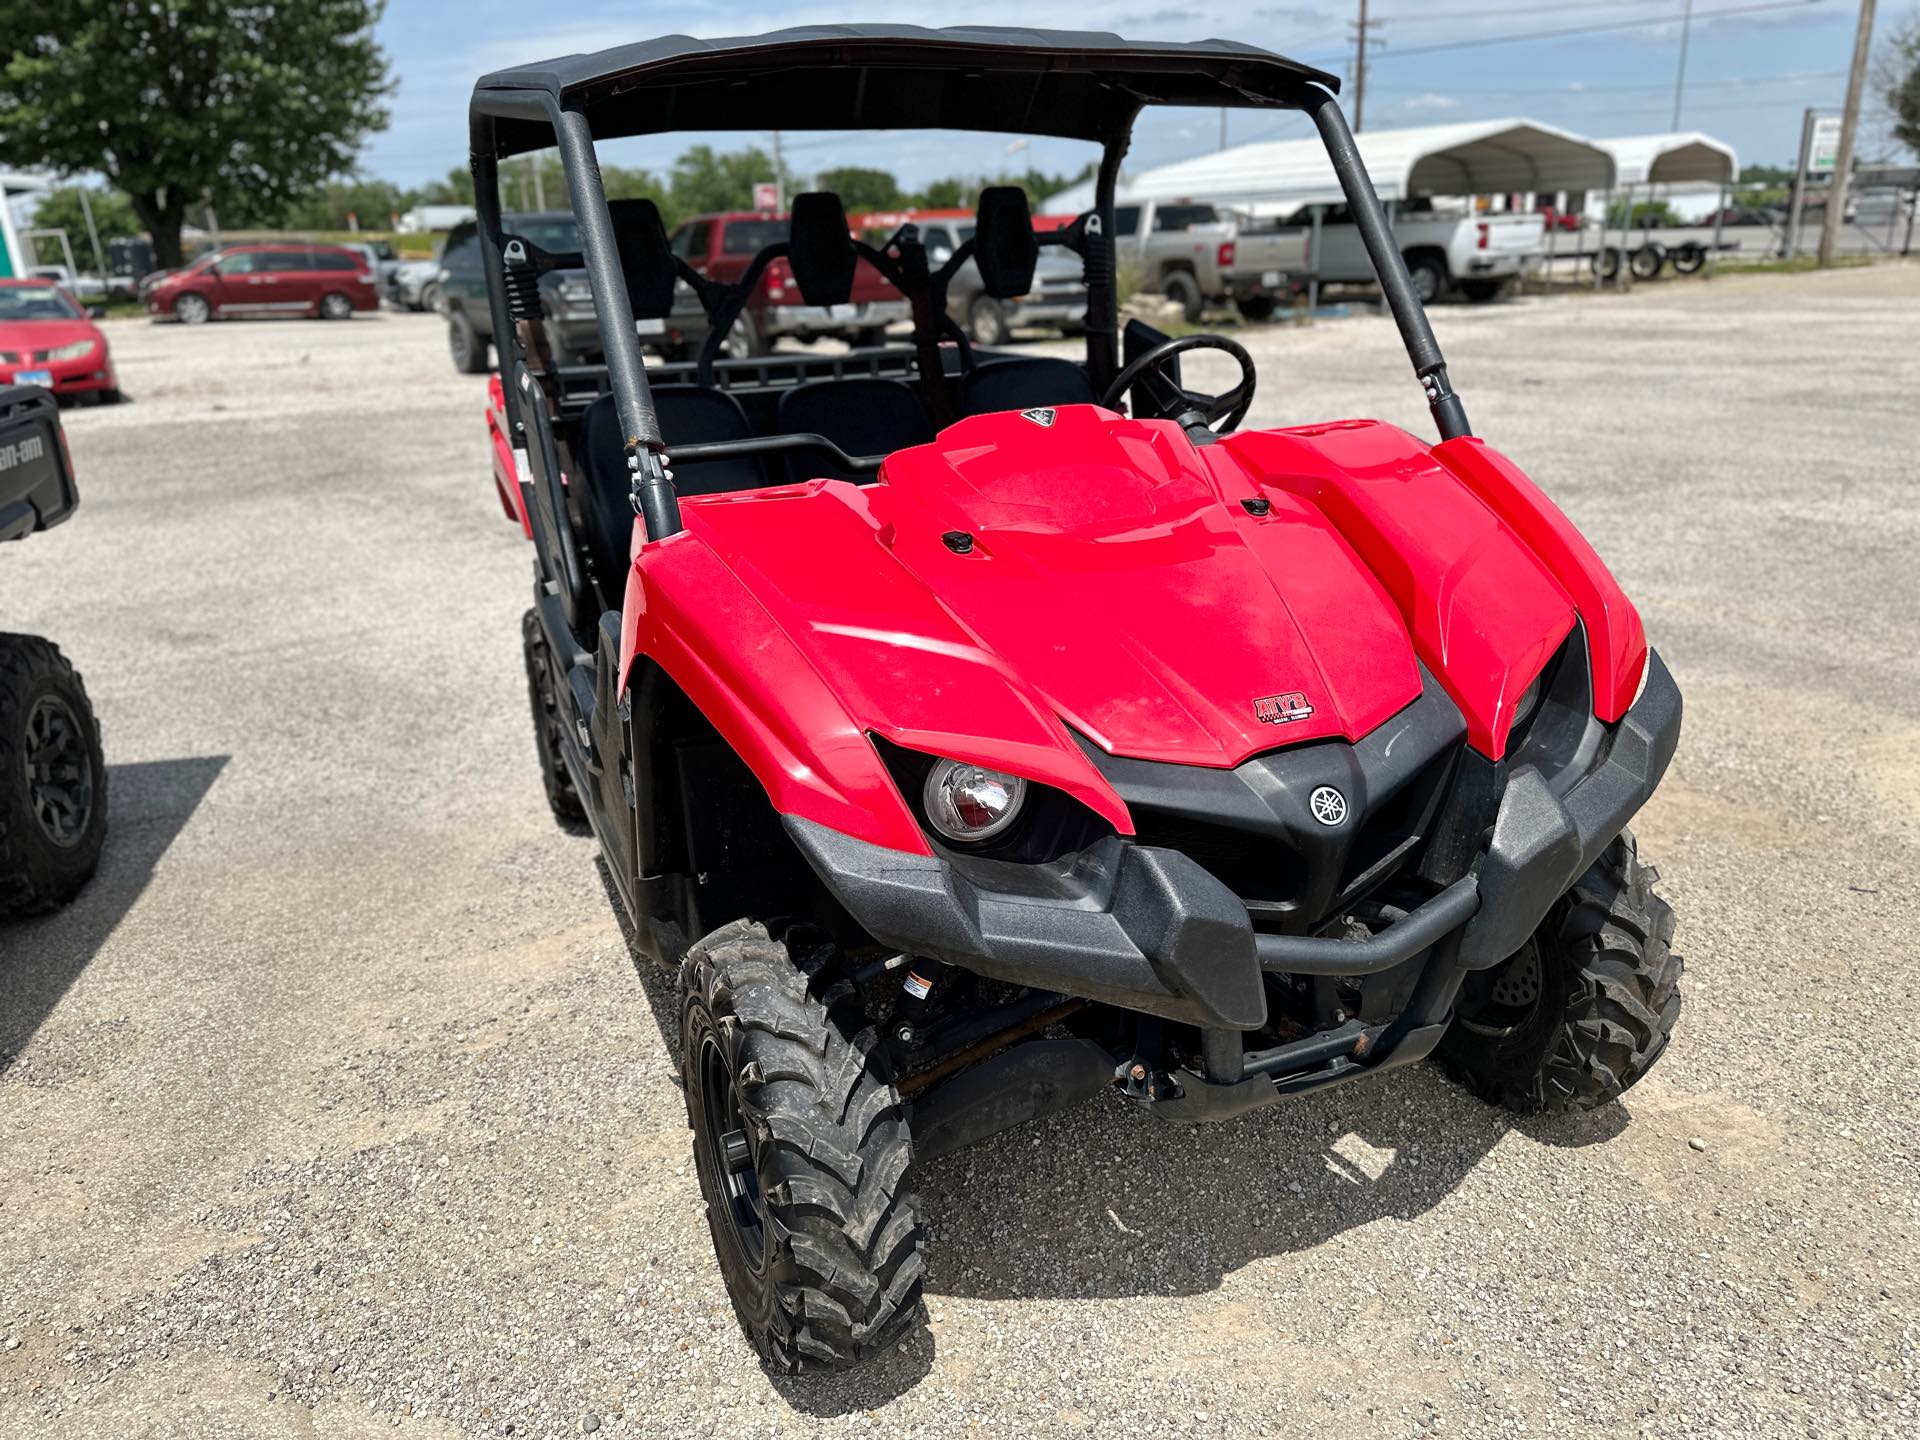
[364,0,1908,194]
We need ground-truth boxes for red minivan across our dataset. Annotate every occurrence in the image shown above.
[145,242,380,324]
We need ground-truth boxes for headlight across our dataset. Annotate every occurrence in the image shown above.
[47,339,96,361]
[922,760,1027,843]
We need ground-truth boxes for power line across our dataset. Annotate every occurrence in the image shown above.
[1368,67,1842,93]
[1374,0,1688,22]
[1303,0,1832,63]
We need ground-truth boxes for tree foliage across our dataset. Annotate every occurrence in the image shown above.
[29,185,141,245]
[669,145,778,217]
[0,0,392,265]
[1878,14,1920,157]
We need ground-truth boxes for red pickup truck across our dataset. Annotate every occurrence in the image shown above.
[667,211,910,354]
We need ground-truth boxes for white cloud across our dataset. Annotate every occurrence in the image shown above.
[1398,92,1461,114]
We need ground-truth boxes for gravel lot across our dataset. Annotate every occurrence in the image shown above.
[3,265,1917,1438]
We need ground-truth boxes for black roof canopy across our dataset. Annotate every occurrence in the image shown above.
[471,25,1339,156]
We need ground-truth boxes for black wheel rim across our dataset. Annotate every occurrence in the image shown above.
[697,1031,768,1273]
[24,694,94,849]
[1457,938,1543,1038]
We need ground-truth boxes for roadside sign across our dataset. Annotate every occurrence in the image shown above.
[753,181,780,211]
[1807,116,1843,174]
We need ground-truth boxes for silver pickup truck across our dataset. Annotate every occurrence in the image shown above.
[907,216,1089,344]
[1110,200,1301,321]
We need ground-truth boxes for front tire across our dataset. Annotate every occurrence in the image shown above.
[681,921,926,1372]
[1162,270,1205,324]
[1405,254,1447,304]
[1438,832,1680,1112]
[172,292,211,325]
[967,295,1011,345]
[447,308,489,374]
[0,635,108,919]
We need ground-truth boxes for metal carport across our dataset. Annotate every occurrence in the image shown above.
[1041,118,1616,214]
[1597,132,1740,275]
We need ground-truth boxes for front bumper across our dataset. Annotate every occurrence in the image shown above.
[761,298,911,337]
[0,351,116,395]
[788,649,1681,1044]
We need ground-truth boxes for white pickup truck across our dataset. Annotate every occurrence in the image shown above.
[1256,202,1544,304]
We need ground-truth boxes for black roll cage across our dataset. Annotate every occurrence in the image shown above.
[469,47,1470,552]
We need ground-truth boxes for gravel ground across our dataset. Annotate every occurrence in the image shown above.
[3,265,1917,1438]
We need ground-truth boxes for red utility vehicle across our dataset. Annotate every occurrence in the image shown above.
[471,27,1683,1373]
[667,210,909,353]
[144,242,379,324]
[0,280,119,404]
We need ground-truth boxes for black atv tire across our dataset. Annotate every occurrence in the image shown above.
[0,634,108,919]
[681,920,925,1372]
[1438,832,1680,1113]
[520,610,585,823]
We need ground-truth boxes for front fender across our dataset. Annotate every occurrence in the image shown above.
[619,482,1133,855]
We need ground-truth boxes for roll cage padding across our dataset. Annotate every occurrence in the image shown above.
[972,186,1040,300]
[786,192,858,307]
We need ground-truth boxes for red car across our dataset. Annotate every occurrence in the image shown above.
[144,242,378,324]
[0,279,120,404]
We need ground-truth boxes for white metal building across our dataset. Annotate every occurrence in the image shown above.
[1042,119,1618,215]
[0,170,51,279]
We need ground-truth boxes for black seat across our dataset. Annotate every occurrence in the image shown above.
[775,378,934,482]
[959,357,1099,416]
[574,387,766,595]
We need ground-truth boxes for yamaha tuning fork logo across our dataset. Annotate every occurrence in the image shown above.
[1309,786,1349,827]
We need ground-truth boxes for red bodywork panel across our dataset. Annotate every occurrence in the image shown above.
[495,400,1640,853]
[486,375,530,535]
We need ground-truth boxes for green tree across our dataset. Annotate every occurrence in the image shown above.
[415,165,477,208]
[29,185,141,248]
[0,0,392,267]
[812,165,903,213]
[285,176,409,232]
[669,145,775,216]
[1877,15,1920,156]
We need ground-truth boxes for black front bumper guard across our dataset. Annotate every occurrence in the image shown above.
[786,651,1682,1121]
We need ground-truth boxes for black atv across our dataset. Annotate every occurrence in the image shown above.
[0,384,106,916]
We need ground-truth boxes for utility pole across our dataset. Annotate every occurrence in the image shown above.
[76,187,108,281]
[1819,0,1877,266]
[1671,0,1695,130]
[530,153,546,211]
[1219,108,1228,151]
[1351,0,1375,132]
[771,131,786,209]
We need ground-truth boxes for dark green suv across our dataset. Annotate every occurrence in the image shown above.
[439,210,709,374]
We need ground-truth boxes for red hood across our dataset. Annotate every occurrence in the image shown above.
[0,317,102,352]
[872,407,1421,764]
[678,407,1428,771]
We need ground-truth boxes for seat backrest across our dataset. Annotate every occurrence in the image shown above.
[574,388,765,597]
[787,192,857,308]
[972,186,1039,300]
[776,379,934,483]
[605,198,678,319]
[959,357,1099,417]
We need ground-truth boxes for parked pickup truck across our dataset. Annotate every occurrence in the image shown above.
[1092,200,1299,322]
[669,211,910,354]
[858,210,1088,344]
[1263,202,1545,303]
[438,211,708,373]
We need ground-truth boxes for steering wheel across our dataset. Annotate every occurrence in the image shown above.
[1100,333,1257,436]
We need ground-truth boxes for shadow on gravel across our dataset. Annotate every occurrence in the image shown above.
[0,754,226,1075]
